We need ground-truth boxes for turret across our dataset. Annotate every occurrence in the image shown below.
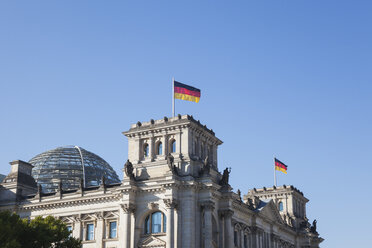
[122,115,223,180]
[0,160,37,205]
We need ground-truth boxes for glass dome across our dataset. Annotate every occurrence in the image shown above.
[29,146,121,193]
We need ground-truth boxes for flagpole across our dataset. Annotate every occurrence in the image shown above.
[274,156,277,187]
[172,77,175,117]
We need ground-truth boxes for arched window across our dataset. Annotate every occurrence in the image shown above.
[144,211,167,234]
[201,143,204,159]
[156,142,162,155]
[170,140,176,153]
[143,143,149,157]
[279,201,283,211]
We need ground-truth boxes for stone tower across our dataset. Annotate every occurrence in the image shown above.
[123,114,223,180]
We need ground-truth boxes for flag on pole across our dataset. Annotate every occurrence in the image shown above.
[174,81,201,103]
[275,158,288,174]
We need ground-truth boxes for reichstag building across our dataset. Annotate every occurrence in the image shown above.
[0,115,323,248]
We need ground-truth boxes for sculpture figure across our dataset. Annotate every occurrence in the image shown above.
[167,153,175,174]
[220,167,231,186]
[124,159,135,180]
[202,156,211,174]
[237,189,242,201]
[310,219,317,233]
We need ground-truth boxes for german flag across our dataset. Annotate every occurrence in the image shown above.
[275,158,288,174]
[174,81,201,103]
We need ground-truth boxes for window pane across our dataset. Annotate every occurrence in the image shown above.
[279,202,283,211]
[172,141,176,153]
[157,143,162,155]
[86,224,94,240]
[152,212,162,233]
[109,221,117,238]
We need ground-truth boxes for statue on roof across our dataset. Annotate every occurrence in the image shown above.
[124,159,135,180]
[310,219,317,233]
[219,167,231,186]
[201,156,211,175]
[166,153,177,175]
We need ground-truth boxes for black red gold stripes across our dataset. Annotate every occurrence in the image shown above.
[275,158,288,174]
[174,81,201,103]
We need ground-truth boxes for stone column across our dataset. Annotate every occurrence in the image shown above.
[130,211,136,248]
[219,210,234,248]
[120,203,136,248]
[149,136,155,161]
[219,211,225,248]
[251,227,258,248]
[201,201,215,248]
[176,131,182,154]
[73,216,82,240]
[181,190,196,248]
[95,212,104,248]
[164,199,178,248]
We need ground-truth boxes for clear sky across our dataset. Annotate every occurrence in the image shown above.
[0,1,371,247]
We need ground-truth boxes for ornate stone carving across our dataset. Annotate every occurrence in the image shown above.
[218,209,234,218]
[95,211,104,220]
[148,202,159,210]
[120,203,136,213]
[200,200,215,211]
[163,198,178,209]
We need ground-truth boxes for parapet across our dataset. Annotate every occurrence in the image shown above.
[124,114,219,139]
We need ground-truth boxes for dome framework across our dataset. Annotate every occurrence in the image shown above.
[29,146,120,192]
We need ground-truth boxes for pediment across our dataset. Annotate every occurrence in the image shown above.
[259,200,284,224]
[60,216,74,223]
[138,235,166,247]
[104,211,119,219]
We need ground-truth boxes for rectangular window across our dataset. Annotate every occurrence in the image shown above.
[109,221,117,239]
[86,223,94,241]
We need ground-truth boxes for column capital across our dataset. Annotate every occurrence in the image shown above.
[94,211,104,220]
[120,203,136,213]
[200,200,215,211]
[218,209,234,218]
[250,226,264,234]
[163,198,178,209]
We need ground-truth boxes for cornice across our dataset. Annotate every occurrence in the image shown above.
[21,194,120,211]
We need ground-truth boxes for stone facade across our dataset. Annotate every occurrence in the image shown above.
[0,115,323,248]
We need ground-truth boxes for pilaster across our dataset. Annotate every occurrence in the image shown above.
[164,198,178,248]
[200,201,215,248]
[119,203,136,248]
[219,209,234,248]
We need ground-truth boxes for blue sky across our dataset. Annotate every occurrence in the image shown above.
[0,1,371,247]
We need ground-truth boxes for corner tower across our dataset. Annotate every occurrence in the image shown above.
[122,114,223,180]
